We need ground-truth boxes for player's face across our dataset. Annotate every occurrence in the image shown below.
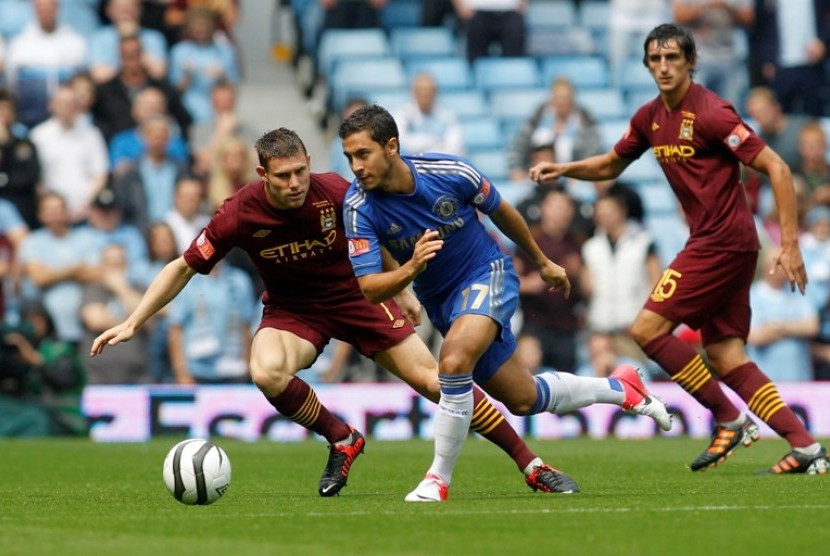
[341,130,396,191]
[645,39,693,96]
[257,151,311,210]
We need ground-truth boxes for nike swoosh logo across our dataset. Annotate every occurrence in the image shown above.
[321,485,337,494]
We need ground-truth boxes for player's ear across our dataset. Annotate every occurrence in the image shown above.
[255,165,266,178]
[386,137,399,156]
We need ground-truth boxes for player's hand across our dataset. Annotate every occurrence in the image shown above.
[538,259,571,299]
[529,162,566,184]
[90,322,135,356]
[410,229,443,276]
[774,242,808,295]
[393,288,422,326]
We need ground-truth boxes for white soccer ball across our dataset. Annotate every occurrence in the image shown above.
[162,439,232,505]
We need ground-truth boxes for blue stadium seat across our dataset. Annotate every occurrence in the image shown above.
[488,88,548,127]
[578,88,627,120]
[369,89,411,112]
[473,57,541,94]
[617,57,655,98]
[405,57,473,91]
[317,29,391,78]
[525,0,577,28]
[598,119,630,150]
[645,212,689,265]
[625,89,658,114]
[390,27,457,60]
[636,180,677,214]
[622,155,663,185]
[330,58,407,111]
[579,1,611,31]
[467,149,510,181]
[460,117,505,152]
[439,89,489,118]
[527,27,596,57]
[540,55,610,89]
[380,0,423,30]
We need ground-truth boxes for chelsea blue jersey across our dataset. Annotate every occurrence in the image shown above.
[344,153,505,303]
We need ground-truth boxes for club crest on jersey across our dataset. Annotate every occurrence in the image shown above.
[196,231,215,260]
[432,195,459,220]
[387,223,402,235]
[679,118,694,141]
[725,123,750,151]
[320,207,336,232]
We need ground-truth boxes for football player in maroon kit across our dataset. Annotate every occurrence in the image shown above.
[530,23,828,475]
[91,127,588,498]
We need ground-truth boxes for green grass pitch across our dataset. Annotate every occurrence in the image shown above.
[1,437,828,556]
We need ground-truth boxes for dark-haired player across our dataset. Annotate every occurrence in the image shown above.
[530,23,828,475]
[92,127,601,499]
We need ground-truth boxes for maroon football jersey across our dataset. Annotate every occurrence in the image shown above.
[183,172,359,306]
[615,83,763,252]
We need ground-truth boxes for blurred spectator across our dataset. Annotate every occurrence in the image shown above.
[74,187,149,264]
[190,79,255,176]
[165,176,211,253]
[454,0,525,63]
[67,71,97,129]
[422,0,457,27]
[93,33,192,142]
[508,77,602,183]
[328,97,367,180]
[4,0,88,128]
[747,247,819,381]
[673,0,754,109]
[794,121,830,197]
[128,221,179,382]
[813,291,830,380]
[0,86,30,140]
[0,89,41,229]
[0,300,87,436]
[608,0,669,84]
[801,205,830,311]
[758,174,810,247]
[168,6,240,123]
[108,86,190,175]
[88,0,168,84]
[581,192,661,376]
[206,134,254,210]
[748,0,830,117]
[393,73,465,156]
[745,86,813,170]
[112,114,189,233]
[17,192,101,344]
[164,0,240,44]
[167,260,255,384]
[80,242,150,384]
[514,188,583,372]
[0,198,28,322]
[29,84,109,223]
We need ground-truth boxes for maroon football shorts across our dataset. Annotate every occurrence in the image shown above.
[258,293,415,358]
[644,248,758,346]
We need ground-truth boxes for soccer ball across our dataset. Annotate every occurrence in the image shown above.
[162,439,232,505]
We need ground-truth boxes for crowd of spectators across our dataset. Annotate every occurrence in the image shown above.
[3,0,830,435]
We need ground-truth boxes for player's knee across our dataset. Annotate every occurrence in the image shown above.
[249,358,294,397]
[505,398,535,416]
[628,320,653,348]
[438,351,475,377]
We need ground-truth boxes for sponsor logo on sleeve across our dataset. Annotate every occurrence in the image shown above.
[348,238,370,256]
[725,123,750,151]
[473,178,491,205]
[196,231,215,260]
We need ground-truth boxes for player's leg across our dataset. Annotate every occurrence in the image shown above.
[708,338,828,475]
[250,325,364,496]
[376,333,547,492]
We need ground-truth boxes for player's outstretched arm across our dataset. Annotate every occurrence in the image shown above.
[90,257,197,356]
[529,151,628,184]
[750,146,809,294]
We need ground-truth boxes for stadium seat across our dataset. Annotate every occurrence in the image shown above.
[579,88,627,120]
[391,27,457,60]
[405,57,473,91]
[645,212,689,265]
[473,57,541,94]
[579,1,611,31]
[488,88,548,128]
[636,180,677,214]
[380,0,423,30]
[625,89,658,114]
[617,57,655,98]
[460,117,505,152]
[467,149,510,181]
[369,89,410,112]
[317,29,391,78]
[622,155,663,186]
[540,55,610,90]
[525,0,577,28]
[330,58,407,111]
[598,119,631,150]
[527,26,596,57]
[439,89,489,118]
